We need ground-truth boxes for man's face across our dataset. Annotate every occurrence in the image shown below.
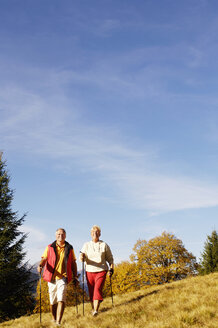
[56,229,66,244]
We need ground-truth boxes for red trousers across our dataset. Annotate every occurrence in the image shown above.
[86,271,107,302]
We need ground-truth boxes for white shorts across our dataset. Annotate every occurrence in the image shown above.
[48,278,67,305]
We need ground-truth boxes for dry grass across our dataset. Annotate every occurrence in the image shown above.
[1,273,217,328]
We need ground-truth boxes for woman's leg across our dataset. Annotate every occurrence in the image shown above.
[93,271,107,312]
[93,299,100,312]
[86,272,95,309]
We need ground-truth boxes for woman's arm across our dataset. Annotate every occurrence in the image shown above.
[105,243,114,276]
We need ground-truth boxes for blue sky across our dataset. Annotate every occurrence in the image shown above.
[0,0,218,267]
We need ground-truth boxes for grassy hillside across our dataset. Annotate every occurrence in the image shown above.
[1,273,217,328]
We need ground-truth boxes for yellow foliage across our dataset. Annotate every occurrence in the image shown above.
[104,232,198,297]
[34,277,88,313]
[104,261,140,297]
[65,279,89,305]
[131,232,198,287]
[33,278,50,313]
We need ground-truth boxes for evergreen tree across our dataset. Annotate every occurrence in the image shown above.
[0,155,34,322]
[199,230,218,275]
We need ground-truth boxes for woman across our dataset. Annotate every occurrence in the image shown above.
[80,225,114,316]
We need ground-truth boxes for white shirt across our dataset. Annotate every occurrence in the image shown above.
[81,240,114,272]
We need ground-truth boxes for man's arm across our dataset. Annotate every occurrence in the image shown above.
[72,260,79,286]
[37,258,47,273]
[37,246,48,273]
[72,259,78,277]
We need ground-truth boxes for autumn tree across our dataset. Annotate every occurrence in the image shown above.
[34,274,88,313]
[199,230,218,275]
[103,261,139,297]
[65,278,89,307]
[130,232,198,287]
[34,278,50,313]
[0,154,34,322]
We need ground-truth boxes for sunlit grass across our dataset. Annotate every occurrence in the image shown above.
[1,273,217,327]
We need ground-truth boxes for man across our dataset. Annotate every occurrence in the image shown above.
[37,228,78,326]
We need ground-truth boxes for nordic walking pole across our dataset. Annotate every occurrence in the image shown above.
[110,276,113,306]
[40,272,42,323]
[82,259,85,316]
[75,284,78,314]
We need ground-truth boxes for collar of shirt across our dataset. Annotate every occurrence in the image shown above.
[56,242,65,248]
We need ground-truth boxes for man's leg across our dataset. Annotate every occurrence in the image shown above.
[56,278,67,324]
[50,303,57,321]
[56,301,65,324]
[48,282,58,321]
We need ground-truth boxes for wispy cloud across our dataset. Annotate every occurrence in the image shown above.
[113,171,218,213]
[21,225,47,242]
[18,225,48,264]
[1,78,218,215]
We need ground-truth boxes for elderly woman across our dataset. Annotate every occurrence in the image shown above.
[80,225,114,316]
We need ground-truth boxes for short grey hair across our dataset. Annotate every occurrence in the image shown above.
[91,225,101,234]
[56,228,66,234]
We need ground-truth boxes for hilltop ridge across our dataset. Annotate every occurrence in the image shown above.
[1,273,217,328]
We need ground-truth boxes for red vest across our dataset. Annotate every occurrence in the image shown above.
[43,241,73,283]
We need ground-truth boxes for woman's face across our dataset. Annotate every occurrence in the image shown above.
[91,228,101,242]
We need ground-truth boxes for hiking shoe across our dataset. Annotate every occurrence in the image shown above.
[56,322,61,326]
[92,310,98,316]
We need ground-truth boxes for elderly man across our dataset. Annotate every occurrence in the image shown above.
[37,228,78,326]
